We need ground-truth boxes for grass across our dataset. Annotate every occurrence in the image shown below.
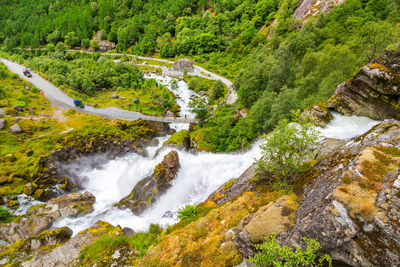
[0,62,161,198]
[78,224,162,265]
[177,204,198,220]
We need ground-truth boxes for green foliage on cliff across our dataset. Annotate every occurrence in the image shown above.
[0,207,14,223]
[257,115,319,185]
[250,234,332,267]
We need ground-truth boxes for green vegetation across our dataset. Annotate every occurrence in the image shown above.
[164,130,190,147]
[0,207,14,223]
[78,224,162,264]
[256,115,319,186]
[1,0,399,151]
[5,51,178,116]
[250,234,332,267]
[177,204,198,220]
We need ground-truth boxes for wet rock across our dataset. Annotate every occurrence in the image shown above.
[10,124,22,133]
[0,118,5,129]
[301,103,333,127]
[111,93,119,99]
[0,192,95,244]
[117,150,180,214]
[328,51,400,120]
[171,59,194,72]
[7,200,19,210]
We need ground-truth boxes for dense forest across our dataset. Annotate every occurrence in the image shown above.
[1,0,399,151]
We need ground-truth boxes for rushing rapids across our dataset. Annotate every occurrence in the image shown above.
[52,113,379,234]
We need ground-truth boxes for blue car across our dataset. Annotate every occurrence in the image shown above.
[73,100,85,108]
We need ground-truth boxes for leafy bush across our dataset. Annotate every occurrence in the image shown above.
[0,207,14,223]
[256,114,319,185]
[178,204,197,220]
[250,234,332,267]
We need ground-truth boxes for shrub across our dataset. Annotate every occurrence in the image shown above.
[256,114,319,185]
[178,204,197,220]
[0,207,14,223]
[250,234,332,267]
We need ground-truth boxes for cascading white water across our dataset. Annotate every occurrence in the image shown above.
[53,113,379,234]
[144,73,199,118]
[318,112,380,139]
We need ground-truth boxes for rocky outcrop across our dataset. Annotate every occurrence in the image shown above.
[301,103,334,127]
[328,51,400,120]
[21,221,121,267]
[116,150,180,214]
[279,120,400,266]
[0,227,73,266]
[172,59,194,72]
[162,130,191,151]
[293,0,344,20]
[0,192,95,244]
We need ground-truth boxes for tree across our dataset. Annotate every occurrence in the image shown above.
[250,234,332,267]
[46,30,61,44]
[55,42,67,54]
[256,114,319,185]
[189,97,209,124]
[81,38,90,48]
[90,39,100,51]
[210,80,225,102]
[64,32,80,47]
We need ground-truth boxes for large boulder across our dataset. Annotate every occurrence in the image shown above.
[171,59,194,72]
[301,103,334,127]
[328,51,400,120]
[0,192,95,244]
[116,150,180,214]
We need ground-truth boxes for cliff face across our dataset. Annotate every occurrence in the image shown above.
[293,0,344,20]
[328,51,400,120]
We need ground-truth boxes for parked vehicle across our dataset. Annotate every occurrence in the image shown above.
[23,69,32,78]
[73,99,85,108]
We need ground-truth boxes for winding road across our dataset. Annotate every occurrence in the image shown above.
[72,50,238,105]
[0,59,196,123]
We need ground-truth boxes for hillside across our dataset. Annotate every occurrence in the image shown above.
[1,0,400,266]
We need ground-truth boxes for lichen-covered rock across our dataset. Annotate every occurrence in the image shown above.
[302,103,334,127]
[280,120,400,266]
[328,51,400,120]
[0,227,73,266]
[162,130,191,151]
[0,192,95,244]
[117,150,180,214]
[171,59,194,72]
[21,221,120,267]
[23,183,38,196]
